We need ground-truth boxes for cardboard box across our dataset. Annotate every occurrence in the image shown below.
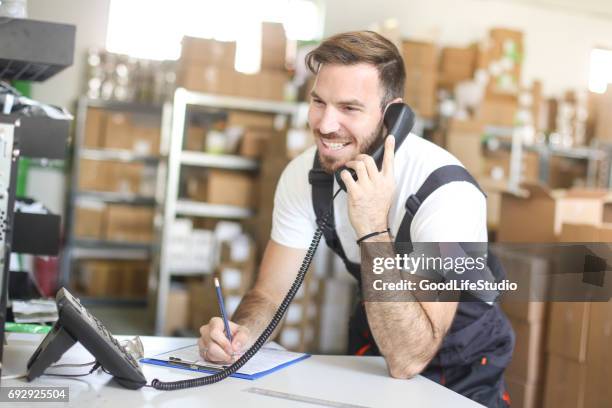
[508,318,546,382]
[506,377,544,408]
[498,184,612,242]
[207,170,255,207]
[178,66,288,101]
[227,111,277,129]
[103,112,133,149]
[74,202,106,239]
[482,150,539,183]
[486,28,523,96]
[547,302,590,362]
[181,36,236,68]
[446,119,485,175]
[559,223,612,242]
[495,246,550,321]
[584,301,612,408]
[401,40,437,71]
[77,260,148,298]
[131,125,161,155]
[185,125,207,151]
[478,95,518,126]
[543,354,586,408]
[106,161,145,194]
[178,65,233,94]
[261,22,286,70]
[594,87,612,142]
[105,205,154,243]
[188,276,220,332]
[239,129,271,158]
[84,108,106,148]
[79,160,144,193]
[439,46,477,86]
[78,159,109,191]
[164,285,190,335]
[548,156,587,189]
[184,170,208,202]
[404,70,437,118]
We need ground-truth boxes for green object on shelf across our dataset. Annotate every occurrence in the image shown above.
[5,322,52,334]
[16,157,30,197]
[11,80,31,97]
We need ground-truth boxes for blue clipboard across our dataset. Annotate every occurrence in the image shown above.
[140,346,310,380]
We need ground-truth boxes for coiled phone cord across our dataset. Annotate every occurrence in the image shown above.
[151,189,341,390]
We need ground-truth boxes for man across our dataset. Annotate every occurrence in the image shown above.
[199,31,514,407]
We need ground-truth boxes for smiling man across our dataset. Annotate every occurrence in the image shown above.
[198,31,514,407]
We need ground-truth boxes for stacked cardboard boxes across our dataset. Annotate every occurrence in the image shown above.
[164,284,191,335]
[477,94,518,127]
[496,246,549,408]
[73,202,154,243]
[177,23,289,101]
[446,119,485,175]
[546,225,612,407]
[78,159,146,194]
[75,260,149,298]
[438,45,477,89]
[187,237,256,335]
[594,86,612,142]
[74,201,106,239]
[479,28,523,96]
[105,204,154,243]
[83,107,161,154]
[278,271,324,352]
[498,185,612,243]
[166,219,215,274]
[183,168,256,208]
[401,40,438,118]
[251,132,292,252]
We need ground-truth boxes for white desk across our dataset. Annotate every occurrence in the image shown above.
[1,333,483,407]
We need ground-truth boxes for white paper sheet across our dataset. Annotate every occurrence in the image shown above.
[146,343,307,376]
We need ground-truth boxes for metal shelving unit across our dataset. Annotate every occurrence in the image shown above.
[60,97,165,297]
[484,125,609,190]
[152,88,303,334]
[74,191,157,206]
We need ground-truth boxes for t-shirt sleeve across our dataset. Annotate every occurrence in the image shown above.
[410,181,488,242]
[270,155,317,249]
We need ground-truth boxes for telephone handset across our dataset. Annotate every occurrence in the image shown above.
[335,102,416,191]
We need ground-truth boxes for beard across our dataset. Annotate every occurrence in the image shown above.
[316,120,385,174]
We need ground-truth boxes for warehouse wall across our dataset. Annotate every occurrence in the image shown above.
[29,0,111,109]
[324,0,612,96]
[27,0,612,105]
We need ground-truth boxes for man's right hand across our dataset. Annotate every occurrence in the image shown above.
[198,317,251,363]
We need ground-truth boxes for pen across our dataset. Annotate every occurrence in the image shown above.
[214,277,233,343]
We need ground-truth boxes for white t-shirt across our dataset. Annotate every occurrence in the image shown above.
[271,133,487,263]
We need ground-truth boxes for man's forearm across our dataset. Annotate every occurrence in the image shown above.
[231,287,283,344]
[361,234,446,377]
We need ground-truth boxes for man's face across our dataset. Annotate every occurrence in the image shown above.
[308,63,385,173]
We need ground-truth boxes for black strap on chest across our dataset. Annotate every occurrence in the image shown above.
[394,164,484,245]
[309,152,486,278]
[309,154,360,277]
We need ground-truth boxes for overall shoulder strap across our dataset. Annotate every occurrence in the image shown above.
[309,153,348,259]
[309,152,360,277]
[395,165,484,243]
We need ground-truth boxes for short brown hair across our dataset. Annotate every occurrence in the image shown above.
[305,31,405,109]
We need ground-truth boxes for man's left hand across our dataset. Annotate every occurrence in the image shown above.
[340,135,396,238]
